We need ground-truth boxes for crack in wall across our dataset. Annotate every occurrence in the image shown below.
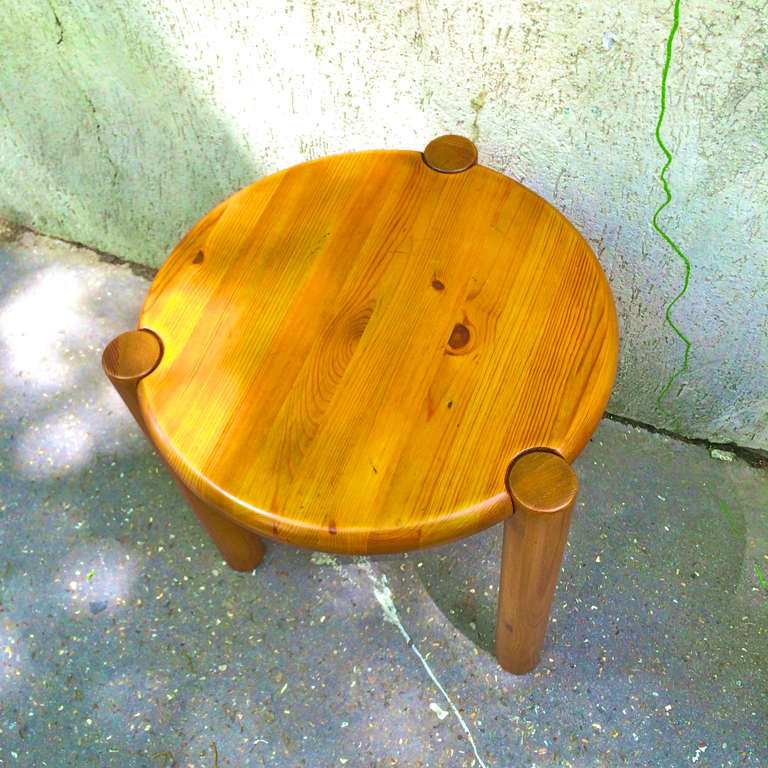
[46,1,64,44]
[84,93,119,183]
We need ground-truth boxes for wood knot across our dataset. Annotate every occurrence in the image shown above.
[445,318,476,356]
[448,323,470,349]
[431,279,445,291]
[192,251,204,264]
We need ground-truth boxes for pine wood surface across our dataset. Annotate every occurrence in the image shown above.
[137,148,618,553]
[496,451,579,673]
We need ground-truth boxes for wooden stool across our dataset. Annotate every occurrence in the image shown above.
[103,136,618,674]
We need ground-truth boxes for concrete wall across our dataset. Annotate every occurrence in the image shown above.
[1,0,766,449]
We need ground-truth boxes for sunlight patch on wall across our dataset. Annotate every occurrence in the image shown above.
[150,0,433,167]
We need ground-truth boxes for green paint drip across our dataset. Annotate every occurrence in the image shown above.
[653,0,692,432]
[656,5,765,599]
[707,484,742,536]
[708,484,766,593]
[756,564,767,591]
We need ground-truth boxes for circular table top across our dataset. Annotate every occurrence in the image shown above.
[138,139,618,554]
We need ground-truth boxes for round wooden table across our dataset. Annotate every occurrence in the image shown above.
[103,136,618,673]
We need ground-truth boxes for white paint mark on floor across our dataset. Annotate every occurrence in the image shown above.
[691,743,707,763]
[310,552,340,567]
[429,701,449,720]
[355,557,489,768]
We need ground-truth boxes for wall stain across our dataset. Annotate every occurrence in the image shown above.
[470,89,486,143]
[653,0,691,432]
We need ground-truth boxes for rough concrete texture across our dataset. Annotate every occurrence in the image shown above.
[0,1,766,449]
[1,232,766,767]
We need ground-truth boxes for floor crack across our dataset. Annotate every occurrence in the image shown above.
[355,557,489,768]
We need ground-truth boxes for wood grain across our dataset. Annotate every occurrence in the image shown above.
[136,148,618,553]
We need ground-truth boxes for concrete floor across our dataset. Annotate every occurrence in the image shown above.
[0,230,766,768]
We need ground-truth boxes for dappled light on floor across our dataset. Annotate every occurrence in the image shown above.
[0,266,85,388]
[14,409,95,477]
[56,542,143,618]
[0,623,25,697]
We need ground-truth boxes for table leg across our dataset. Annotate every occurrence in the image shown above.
[102,329,264,571]
[176,483,265,571]
[495,450,578,674]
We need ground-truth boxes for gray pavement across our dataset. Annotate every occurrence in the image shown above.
[0,231,766,767]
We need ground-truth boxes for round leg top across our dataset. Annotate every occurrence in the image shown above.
[102,329,163,382]
[506,450,578,515]
[422,135,478,173]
